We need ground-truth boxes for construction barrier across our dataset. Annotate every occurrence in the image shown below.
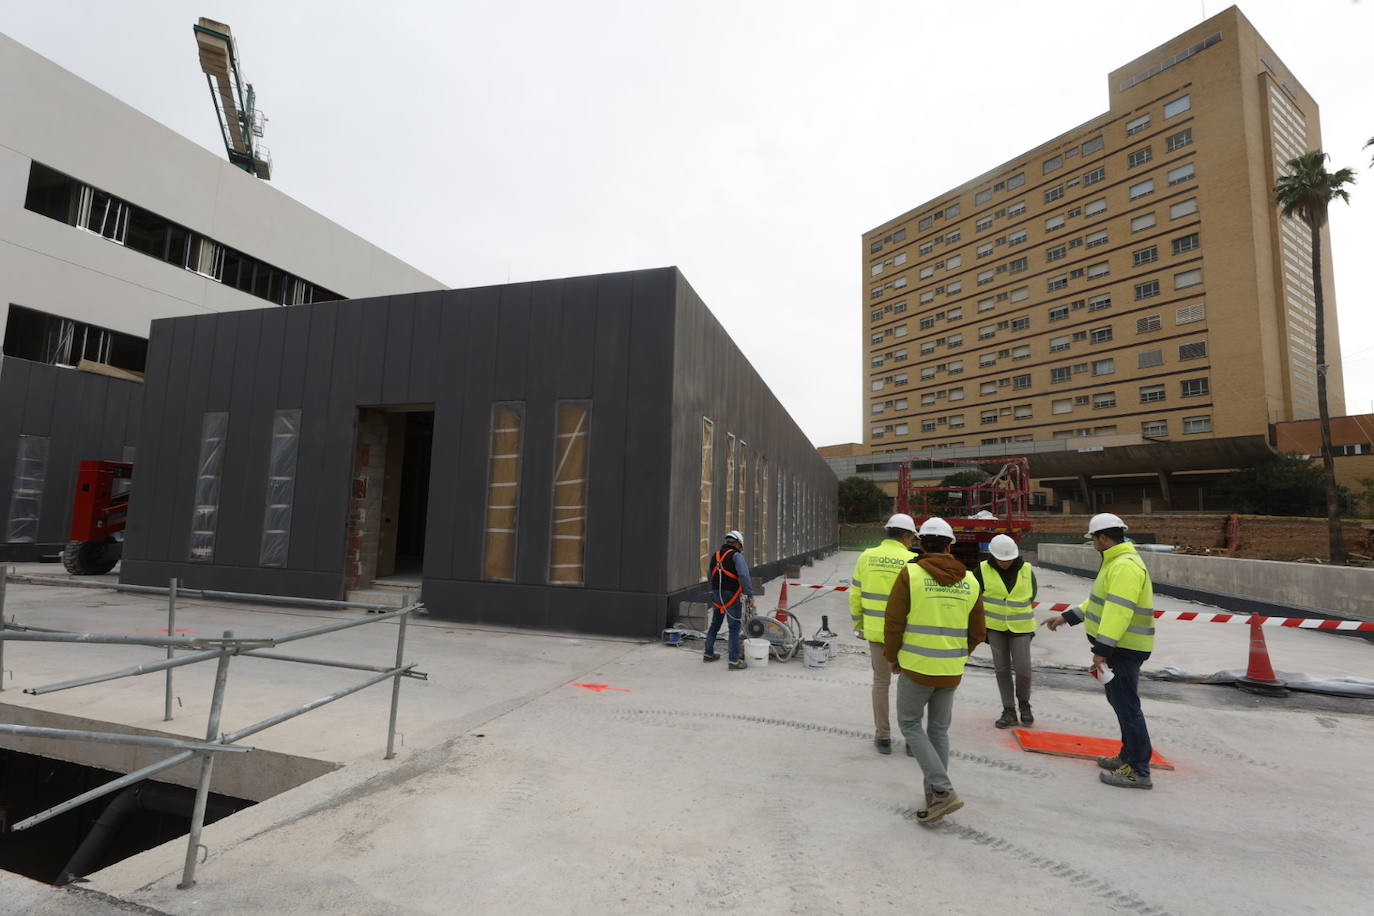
[780,587,1374,631]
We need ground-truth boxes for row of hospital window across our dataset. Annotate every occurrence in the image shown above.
[3,303,149,374]
[23,162,343,307]
[894,94,1193,244]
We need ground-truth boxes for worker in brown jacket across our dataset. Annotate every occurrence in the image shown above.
[884,517,986,823]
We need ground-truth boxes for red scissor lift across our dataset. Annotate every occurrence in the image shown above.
[896,456,1032,567]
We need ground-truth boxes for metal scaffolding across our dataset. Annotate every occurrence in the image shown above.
[0,574,426,889]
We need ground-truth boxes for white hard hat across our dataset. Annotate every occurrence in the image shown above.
[884,513,917,534]
[988,534,1019,561]
[918,517,955,540]
[725,530,744,546]
[1086,513,1128,537]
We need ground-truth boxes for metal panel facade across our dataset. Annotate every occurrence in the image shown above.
[120,268,835,637]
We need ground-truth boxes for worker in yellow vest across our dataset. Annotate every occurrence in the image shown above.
[975,534,1038,729]
[849,513,917,754]
[884,517,985,823]
[1042,513,1156,789]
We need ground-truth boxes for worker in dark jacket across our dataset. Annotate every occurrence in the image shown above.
[704,530,754,670]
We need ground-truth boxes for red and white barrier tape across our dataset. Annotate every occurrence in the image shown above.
[784,589,1374,631]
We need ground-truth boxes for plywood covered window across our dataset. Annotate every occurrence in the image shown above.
[483,403,523,581]
[699,418,714,578]
[259,409,300,567]
[724,434,736,536]
[548,401,590,585]
[6,435,49,542]
[736,442,747,535]
[189,412,228,562]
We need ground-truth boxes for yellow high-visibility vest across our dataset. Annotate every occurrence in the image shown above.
[979,560,1035,634]
[897,567,981,677]
[1078,542,1155,653]
[849,538,916,642]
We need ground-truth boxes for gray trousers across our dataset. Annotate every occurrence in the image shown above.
[986,629,1033,709]
[896,676,956,794]
[868,641,894,739]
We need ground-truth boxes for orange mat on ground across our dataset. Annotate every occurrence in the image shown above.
[1012,728,1174,770]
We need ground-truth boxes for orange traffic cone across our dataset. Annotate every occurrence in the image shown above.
[775,579,790,622]
[1237,615,1287,696]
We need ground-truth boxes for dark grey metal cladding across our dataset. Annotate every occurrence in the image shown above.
[0,357,143,558]
[120,268,682,633]
[665,273,838,594]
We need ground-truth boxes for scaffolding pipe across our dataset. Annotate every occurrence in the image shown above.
[0,630,267,650]
[385,611,409,760]
[165,578,178,721]
[222,665,414,744]
[22,646,229,696]
[179,631,234,889]
[10,750,197,831]
[2,573,395,612]
[0,723,250,754]
[241,648,428,679]
[268,604,420,647]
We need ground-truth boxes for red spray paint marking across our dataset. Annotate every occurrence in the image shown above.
[573,683,631,693]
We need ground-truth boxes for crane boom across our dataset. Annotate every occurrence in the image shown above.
[193,17,271,179]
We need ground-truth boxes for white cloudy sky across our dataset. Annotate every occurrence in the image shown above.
[3,1,1371,445]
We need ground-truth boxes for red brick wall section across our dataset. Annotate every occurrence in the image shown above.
[344,409,389,589]
[1032,515,1373,561]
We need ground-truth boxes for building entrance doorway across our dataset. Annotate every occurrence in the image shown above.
[378,410,433,578]
[345,406,434,590]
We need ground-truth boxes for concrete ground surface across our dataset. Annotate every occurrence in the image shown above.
[1,553,1371,915]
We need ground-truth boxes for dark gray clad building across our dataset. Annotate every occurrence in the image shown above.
[119,268,836,637]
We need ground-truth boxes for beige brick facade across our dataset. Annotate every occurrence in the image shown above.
[862,7,1344,456]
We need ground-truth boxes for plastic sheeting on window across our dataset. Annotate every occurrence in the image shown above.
[259,409,300,567]
[6,435,50,543]
[548,402,590,586]
[482,403,523,582]
[189,412,228,562]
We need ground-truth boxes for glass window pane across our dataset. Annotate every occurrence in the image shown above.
[549,401,591,586]
[483,403,523,581]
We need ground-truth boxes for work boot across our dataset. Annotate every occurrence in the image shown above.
[916,788,935,819]
[905,743,915,757]
[1100,764,1152,790]
[1097,755,1125,770]
[1019,704,1034,727]
[727,659,747,671]
[874,738,892,755]
[703,653,720,662]
[995,707,1019,729]
[917,789,963,823]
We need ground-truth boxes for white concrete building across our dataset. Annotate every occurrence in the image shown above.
[0,31,444,558]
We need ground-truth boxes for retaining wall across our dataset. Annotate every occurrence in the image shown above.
[1038,543,1374,621]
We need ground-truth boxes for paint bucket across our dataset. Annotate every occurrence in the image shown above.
[802,640,829,669]
[745,638,770,667]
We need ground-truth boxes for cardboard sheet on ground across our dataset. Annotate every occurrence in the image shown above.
[1012,728,1175,769]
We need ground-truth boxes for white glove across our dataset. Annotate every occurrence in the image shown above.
[853,628,864,640]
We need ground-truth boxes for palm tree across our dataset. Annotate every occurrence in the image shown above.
[1272,151,1356,564]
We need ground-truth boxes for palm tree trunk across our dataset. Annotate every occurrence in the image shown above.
[1309,221,1345,564]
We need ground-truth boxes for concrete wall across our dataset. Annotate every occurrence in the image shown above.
[1038,542,1374,620]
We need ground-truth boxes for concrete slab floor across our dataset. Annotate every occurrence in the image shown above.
[1,553,1371,914]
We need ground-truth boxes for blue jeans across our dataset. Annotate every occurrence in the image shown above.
[1104,655,1152,776]
[704,604,742,662]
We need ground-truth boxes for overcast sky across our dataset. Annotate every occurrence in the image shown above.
[3,1,1371,446]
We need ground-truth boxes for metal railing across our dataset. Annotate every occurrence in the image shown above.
[0,573,426,889]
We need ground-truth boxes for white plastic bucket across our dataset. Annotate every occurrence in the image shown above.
[744,638,770,666]
[802,640,829,669]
